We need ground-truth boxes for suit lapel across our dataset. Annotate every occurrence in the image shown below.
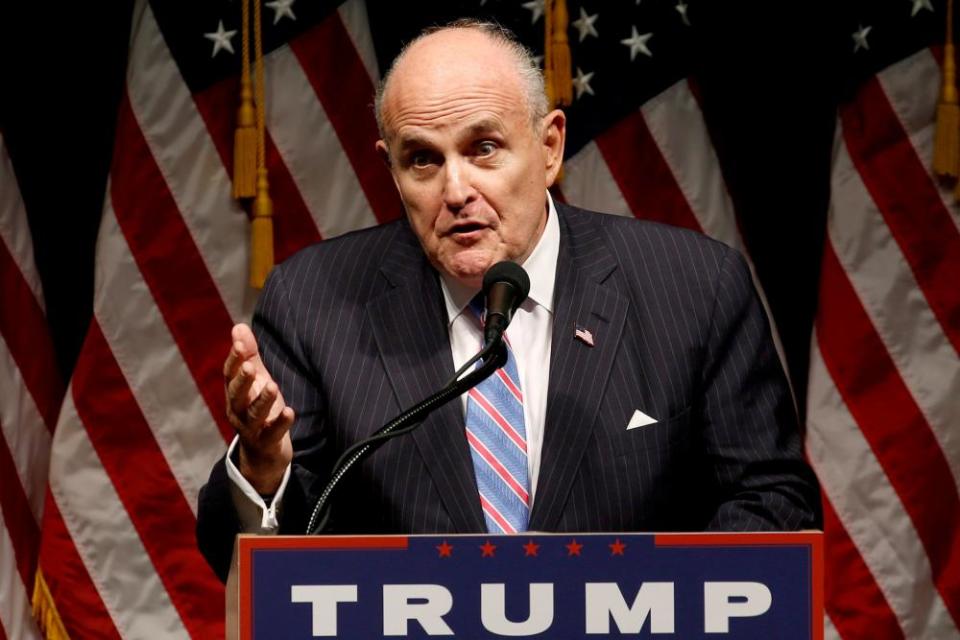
[367,228,485,532]
[529,205,629,530]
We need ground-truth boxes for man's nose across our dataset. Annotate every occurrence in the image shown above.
[442,158,475,211]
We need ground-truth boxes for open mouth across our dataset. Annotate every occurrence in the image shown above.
[450,221,487,234]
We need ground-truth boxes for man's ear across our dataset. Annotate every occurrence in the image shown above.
[541,109,566,188]
[375,139,392,169]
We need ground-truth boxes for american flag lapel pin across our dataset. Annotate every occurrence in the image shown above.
[574,323,595,347]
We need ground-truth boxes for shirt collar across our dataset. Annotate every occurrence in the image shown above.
[439,191,560,326]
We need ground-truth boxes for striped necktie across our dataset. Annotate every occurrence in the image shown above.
[464,297,530,534]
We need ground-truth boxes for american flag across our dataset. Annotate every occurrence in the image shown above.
[0,0,956,638]
[807,2,960,638]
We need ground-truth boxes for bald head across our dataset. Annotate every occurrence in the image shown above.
[374,20,548,143]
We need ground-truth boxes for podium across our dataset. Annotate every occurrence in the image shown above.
[227,531,822,639]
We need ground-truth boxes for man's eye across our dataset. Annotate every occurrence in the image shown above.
[476,141,498,157]
[410,152,432,168]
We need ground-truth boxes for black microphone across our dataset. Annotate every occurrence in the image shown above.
[482,261,530,345]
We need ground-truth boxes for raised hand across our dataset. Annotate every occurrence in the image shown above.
[223,323,295,494]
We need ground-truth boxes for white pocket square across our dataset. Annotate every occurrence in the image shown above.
[626,409,658,430]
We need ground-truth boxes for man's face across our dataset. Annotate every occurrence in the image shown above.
[376,30,565,288]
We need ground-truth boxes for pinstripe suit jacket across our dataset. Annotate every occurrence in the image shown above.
[198,203,821,580]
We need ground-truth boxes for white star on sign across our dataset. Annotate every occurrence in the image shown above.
[523,0,545,24]
[572,7,599,42]
[621,26,653,61]
[266,0,296,25]
[676,1,691,26]
[204,20,237,58]
[572,67,595,99]
[910,0,933,16]
[852,24,872,53]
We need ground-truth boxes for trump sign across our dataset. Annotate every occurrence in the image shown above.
[233,532,822,639]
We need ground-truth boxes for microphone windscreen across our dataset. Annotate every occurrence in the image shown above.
[482,261,530,304]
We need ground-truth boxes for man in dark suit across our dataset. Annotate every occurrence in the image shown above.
[198,20,820,581]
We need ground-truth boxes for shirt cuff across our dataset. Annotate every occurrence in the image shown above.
[225,436,292,532]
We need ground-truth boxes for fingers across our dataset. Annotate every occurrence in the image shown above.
[223,323,260,379]
[227,361,256,417]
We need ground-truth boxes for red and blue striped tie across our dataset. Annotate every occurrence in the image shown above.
[465,298,530,534]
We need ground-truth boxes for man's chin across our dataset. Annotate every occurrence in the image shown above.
[441,251,499,288]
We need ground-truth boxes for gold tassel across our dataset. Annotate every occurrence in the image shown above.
[232,0,256,198]
[250,170,274,288]
[549,0,572,106]
[249,0,274,287]
[32,569,70,640]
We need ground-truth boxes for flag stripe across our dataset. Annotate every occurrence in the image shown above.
[821,494,905,639]
[830,140,960,490]
[0,236,62,430]
[593,109,703,231]
[562,141,634,217]
[126,4,251,320]
[289,13,402,224]
[38,495,121,640]
[71,323,224,638]
[840,78,960,355]
[265,45,380,240]
[49,392,186,639]
[111,91,234,443]
[0,517,38,640]
[0,334,50,522]
[641,79,742,248]
[95,199,227,512]
[0,135,44,308]
[806,339,958,638]
[0,420,39,593]
[876,48,960,226]
[817,242,960,626]
[191,76,324,265]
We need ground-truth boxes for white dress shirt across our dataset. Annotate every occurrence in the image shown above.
[227,193,561,531]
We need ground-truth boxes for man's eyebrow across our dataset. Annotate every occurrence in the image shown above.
[396,135,432,153]
[464,118,506,137]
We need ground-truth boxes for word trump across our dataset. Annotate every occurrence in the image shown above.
[290,581,773,636]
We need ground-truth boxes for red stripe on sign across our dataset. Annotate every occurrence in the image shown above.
[72,322,224,639]
[817,241,960,625]
[593,110,703,232]
[110,91,233,443]
[0,238,62,431]
[0,616,7,640]
[0,421,39,591]
[821,494,905,639]
[38,492,122,640]
[192,76,323,263]
[290,13,403,224]
[840,77,960,354]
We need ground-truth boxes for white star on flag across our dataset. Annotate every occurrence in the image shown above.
[621,26,653,61]
[910,0,933,16]
[572,7,599,42]
[265,0,297,25]
[572,67,595,99]
[522,0,545,24]
[676,1,691,26]
[203,20,237,58]
[852,24,872,53]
